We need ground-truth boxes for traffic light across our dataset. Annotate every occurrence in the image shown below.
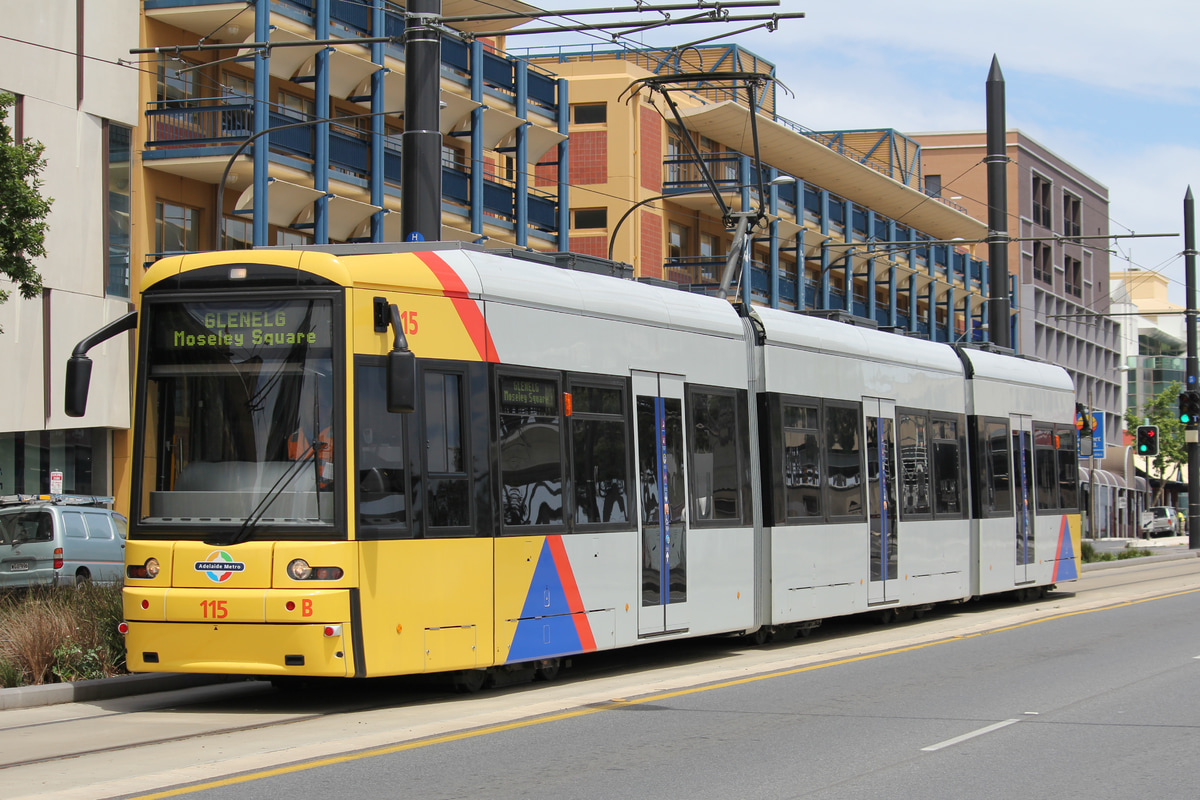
[1075,402,1092,435]
[1180,391,1200,426]
[1136,425,1159,456]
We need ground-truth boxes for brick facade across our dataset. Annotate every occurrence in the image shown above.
[569,130,608,185]
[640,105,662,193]
[639,209,662,279]
[569,235,608,258]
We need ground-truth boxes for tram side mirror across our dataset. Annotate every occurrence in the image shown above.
[65,355,93,418]
[387,348,416,413]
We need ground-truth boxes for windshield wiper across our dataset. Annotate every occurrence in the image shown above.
[204,443,318,547]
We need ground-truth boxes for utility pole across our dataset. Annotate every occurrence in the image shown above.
[985,56,1010,350]
[1185,188,1198,548]
[401,0,442,244]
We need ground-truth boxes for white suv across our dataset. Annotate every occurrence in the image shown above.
[1141,506,1180,538]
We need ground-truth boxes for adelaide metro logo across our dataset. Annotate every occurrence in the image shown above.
[194,550,246,583]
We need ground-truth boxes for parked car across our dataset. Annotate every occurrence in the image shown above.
[0,495,126,587]
[1141,505,1180,538]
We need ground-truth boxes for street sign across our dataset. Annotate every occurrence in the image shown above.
[1077,411,1105,458]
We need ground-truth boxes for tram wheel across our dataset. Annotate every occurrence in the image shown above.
[534,658,561,682]
[452,669,489,694]
[745,627,772,646]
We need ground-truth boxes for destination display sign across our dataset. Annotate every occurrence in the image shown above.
[151,299,332,356]
[500,377,558,415]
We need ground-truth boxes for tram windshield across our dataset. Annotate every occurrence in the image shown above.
[136,297,338,531]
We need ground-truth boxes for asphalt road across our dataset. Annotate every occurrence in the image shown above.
[6,555,1200,800]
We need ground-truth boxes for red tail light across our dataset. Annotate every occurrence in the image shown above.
[54,548,64,570]
[117,622,129,635]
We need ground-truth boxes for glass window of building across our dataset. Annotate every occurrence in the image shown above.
[155,202,201,255]
[105,122,132,298]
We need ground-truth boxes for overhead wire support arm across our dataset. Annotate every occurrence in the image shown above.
[436,0,784,26]
[471,10,804,38]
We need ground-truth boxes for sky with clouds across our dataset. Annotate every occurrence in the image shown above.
[530,0,1200,303]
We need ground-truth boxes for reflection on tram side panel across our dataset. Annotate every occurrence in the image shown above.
[65,243,1082,685]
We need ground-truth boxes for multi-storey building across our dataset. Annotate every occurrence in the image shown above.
[535,47,993,340]
[138,0,568,262]
[0,0,138,499]
[915,130,1121,444]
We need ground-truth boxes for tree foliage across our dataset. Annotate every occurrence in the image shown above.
[1124,380,1186,504]
[0,91,52,330]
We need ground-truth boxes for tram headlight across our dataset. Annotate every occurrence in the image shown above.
[127,557,160,580]
[286,559,344,581]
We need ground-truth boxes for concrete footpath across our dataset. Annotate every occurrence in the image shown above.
[2,541,1197,712]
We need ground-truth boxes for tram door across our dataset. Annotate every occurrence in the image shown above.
[1011,414,1035,584]
[865,398,899,604]
[633,371,690,636]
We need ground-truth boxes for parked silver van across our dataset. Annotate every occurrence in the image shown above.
[0,495,127,587]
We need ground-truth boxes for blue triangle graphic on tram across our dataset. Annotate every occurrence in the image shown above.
[508,539,582,663]
[1054,517,1078,582]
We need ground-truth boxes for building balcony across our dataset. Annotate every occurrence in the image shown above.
[143,99,558,243]
[143,0,559,117]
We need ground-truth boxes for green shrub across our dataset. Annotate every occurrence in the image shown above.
[1117,548,1153,560]
[0,582,126,687]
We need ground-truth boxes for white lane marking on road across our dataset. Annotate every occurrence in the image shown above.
[921,718,1022,752]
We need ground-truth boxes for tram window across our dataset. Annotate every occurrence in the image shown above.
[425,371,470,529]
[783,402,821,520]
[498,374,563,528]
[898,411,931,517]
[356,362,407,536]
[1034,424,1058,511]
[689,389,741,524]
[570,382,630,526]
[1056,424,1079,510]
[984,419,1013,516]
[824,404,865,520]
[930,417,965,517]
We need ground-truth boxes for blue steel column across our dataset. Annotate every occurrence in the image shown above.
[469,40,483,236]
[907,274,918,334]
[886,218,898,327]
[796,228,806,311]
[314,0,330,243]
[252,0,270,246]
[740,154,753,306]
[767,170,780,309]
[865,210,877,323]
[842,198,852,312]
[819,189,830,308]
[945,285,955,342]
[514,61,528,248]
[370,0,386,241]
[557,78,569,250]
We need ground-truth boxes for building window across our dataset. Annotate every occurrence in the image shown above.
[222,216,252,250]
[925,174,942,198]
[1063,191,1081,240]
[572,208,607,229]
[157,58,198,106]
[276,229,313,247]
[279,91,314,120]
[1064,255,1082,298]
[668,223,689,259]
[571,103,606,125]
[1032,174,1052,227]
[105,122,132,298]
[155,202,201,255]
[1033,241,1053,285]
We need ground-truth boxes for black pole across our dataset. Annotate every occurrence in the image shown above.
[1185,187,1199,548]
[985,56,1010,349]
[402,0,442,242]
